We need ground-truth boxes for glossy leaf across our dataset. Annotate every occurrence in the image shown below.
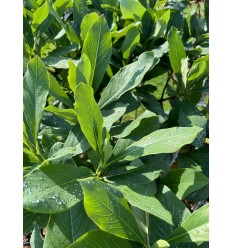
[80,12,99,41]
[80,178,145,244]
[98,51,158,108]
[109,127,202,164]
[187,61,207,89]
[167,204,209,244]
[167,27,186,74]
[67,230,133,248]
[43,201,96,248]
[112,180,173,225]
[23,56,50,153]
[74,83,104,154]
[82,15,112,91]
[120,0,146,20]
[23,163,92,213]
[161,168,209,199]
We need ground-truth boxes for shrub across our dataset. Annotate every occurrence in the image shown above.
[23,0,209,247]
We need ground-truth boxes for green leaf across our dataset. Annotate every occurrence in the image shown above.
[48,73,73,108]
[112,180,173,225]
[152,240,170,248]
[161,168,208,199]
[43,57,78,69]
[98,51,158,108]
[167,27,186,74]
[82,15,112,91]
[73,0,88,36]
[120,0,146,20]
[80,178,145,244]
[32,2,50,32]
[187,61,206,89]
[178,99,207,147]
[181,57,189,87]
[43,201,96,248]
[23,16,34,48]
[121,27,140,62]
[80,12,99,41]
[23,163,92,213]
[23,209,49,234]
[148,185,191,245]
[63,124,90,155]
[67,230,133,248]
[30,223,44,248]
[167,204,209,244]
[108,127,202,164]
[74,83,104,154]
[23,56,50,153]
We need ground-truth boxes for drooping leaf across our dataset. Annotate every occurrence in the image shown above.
[167,27,186,74]
[67,230,133,248]
[161,168,209,199]
[108,127,202,165]
[112,180,173,225]
[30,223,44,248]
[43,201,97,248]
[80,178,145,244]
[167,204,209,244]
[82,15,112,91]
[74,83,104,154]
[23,56,50,153]
[98,51,159,108]
[23,163,92,213]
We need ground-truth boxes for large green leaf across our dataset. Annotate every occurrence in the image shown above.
[67,230,133,248]
[74,83,104,154]
[120,0,146,20]
[80,178,145,244]
[82,15,112,91]
[178,99,207,147]
[112,180,173,225]
[148,185,191,245]
[23,163,92,213]
[167,27,186,74]
[108,127,202,165]
[161,168,209,199]
[80,12,99,41]
[167,204,209,244]
[23,56,50,153]
[98,51,158,108]
[43,201,97,248]
[30,223,44,248]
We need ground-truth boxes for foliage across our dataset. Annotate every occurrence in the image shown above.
[23,0,209,247]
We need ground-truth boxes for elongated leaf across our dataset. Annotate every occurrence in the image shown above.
[108,127,202,165]
[43,57,78,69]
[167,204,209,244]
[80,178,145,244]
[23,56,50,153]
[44,201,96,248]
[121,27,140,62]
[32,2,49,32]
[82,15,112,91]
[23,163,92,213]
[187,61,206,89]
[98,51,158,108]
[45,106,78,125]
[112,180,173,225]
[30,223,44,248]
[120,0,146,20]
[148,185,191,245]
[48,73,73,108]
[74,83,103,154]
[67,230,133,248]
[23,16,34,48]
[178,99,207,147]
[80,12,99,41]
[161,168,208,199]
[23,210,49,234]
[73,0,88,36]
[63,124,90,155]
[167,27,186,74]
[152,240,170,248]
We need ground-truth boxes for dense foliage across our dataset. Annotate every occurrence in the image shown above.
[23,0,209,247]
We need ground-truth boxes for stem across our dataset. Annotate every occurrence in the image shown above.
[159,73,172,104]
